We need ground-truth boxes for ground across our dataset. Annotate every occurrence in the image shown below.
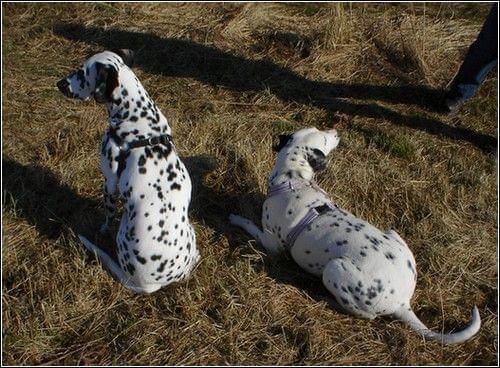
[1,2,497,365]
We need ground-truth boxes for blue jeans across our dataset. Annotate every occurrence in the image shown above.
[449,3,498,100]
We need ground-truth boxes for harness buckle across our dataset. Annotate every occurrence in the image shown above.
[159,135,169,145]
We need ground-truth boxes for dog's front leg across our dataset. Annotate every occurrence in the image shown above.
[229,214,281,254]
[229,214,264,242]
[100,178,118,234]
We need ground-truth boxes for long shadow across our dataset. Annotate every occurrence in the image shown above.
[1,154,234,258]
[2,159,101,241]
[53,23,497,153]
[2,155,345,313]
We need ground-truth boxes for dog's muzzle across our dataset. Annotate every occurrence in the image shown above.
[56,79,71,97]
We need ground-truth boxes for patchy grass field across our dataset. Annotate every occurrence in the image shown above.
[2,2,497,365]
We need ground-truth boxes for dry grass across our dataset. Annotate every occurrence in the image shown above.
[2,2,497,365]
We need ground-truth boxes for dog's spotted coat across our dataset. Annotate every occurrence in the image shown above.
[230,127,480,344]
[57,50,199,293]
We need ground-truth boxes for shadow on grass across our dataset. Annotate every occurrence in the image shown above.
[1,154,244,260]
[53,23,497,154]
[2,156,337,311]
[2,159,100,240]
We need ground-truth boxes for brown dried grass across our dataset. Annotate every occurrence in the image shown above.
[2,2,497,365]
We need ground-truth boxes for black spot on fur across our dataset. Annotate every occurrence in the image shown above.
[138,155,146,166]
[384,252,395,260]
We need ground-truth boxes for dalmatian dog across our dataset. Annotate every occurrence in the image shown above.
[229,127,481,344]
[57,49,200,294]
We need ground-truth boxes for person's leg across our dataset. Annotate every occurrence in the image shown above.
[442,4,498,112]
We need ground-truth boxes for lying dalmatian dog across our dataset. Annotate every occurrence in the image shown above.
[57,49,199,294]
[229,127,481,344]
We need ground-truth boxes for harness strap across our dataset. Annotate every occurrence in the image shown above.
[267,179,328,198]
[284,203,336,252]
[111,133,173,177]
[120,134,172,151]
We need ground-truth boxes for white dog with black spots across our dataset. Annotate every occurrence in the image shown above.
[230,127,480,344]
[57,49,199,294]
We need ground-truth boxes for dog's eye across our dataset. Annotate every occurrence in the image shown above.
[312,148,325,157]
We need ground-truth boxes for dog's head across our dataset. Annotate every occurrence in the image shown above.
[56,49,134,103]
[272,127,340,177]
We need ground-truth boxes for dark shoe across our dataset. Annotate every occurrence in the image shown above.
[440,89,466,114]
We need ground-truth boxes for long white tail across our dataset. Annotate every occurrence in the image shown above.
[394,305,481,345]
[78,234,136,290]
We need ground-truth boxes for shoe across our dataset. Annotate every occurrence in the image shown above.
[440,89,466,114]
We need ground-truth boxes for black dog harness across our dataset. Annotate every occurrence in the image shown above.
[118,134,172,152]
[109,132,173,177]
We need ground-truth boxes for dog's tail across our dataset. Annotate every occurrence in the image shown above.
[393,305,480,345]
[78,234,132,287]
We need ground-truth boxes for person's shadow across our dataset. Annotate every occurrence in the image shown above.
[52,23,497,154]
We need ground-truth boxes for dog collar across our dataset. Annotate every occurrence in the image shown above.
[111,133,173,178]
[119,134,173,152]
[267,179,328,198]
[284,203,336,252]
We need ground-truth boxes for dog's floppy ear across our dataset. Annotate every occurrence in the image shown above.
[272,134,292,152]
[112,48,135,68]
[94,62,119,104]
[307,148,327,172]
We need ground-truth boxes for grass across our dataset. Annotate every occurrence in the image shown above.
[2,2,498,365]
[371,132,416,159]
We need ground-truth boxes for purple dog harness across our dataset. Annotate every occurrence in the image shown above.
[267,180,336,252]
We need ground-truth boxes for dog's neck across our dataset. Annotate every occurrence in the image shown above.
[105,67,171,138]
[268,150,314,187]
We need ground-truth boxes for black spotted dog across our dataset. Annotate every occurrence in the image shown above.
[57,49,199,294]
[230,127,480,344]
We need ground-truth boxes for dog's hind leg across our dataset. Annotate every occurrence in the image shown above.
[386,229,408,247]
[322,258,377,320]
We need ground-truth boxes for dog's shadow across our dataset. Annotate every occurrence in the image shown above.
[1,154,236,259]
[2,159,100,241]
[3,156,345,314]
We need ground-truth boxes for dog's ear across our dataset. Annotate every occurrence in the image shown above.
[307,148,327,172]
[272,134,292,152]
[94,62,119,104]
[112,48,135,68]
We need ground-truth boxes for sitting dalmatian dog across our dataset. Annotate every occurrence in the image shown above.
[57,49,200,294]
[229,127,480,344]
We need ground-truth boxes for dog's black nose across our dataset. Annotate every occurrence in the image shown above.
[56,79,70,95]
